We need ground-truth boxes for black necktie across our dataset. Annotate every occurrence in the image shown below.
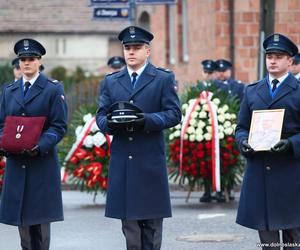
[131,72,138,87]
[24,81,31,96]
[271,79,279,93]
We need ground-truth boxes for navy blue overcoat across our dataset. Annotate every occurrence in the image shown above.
[214,78,245,101]
[235,74,300,230]
[96,63,181,220]
[0,73,68,226]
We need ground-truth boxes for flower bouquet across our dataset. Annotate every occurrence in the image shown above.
[63,105,111,201]
[168,82,244,201]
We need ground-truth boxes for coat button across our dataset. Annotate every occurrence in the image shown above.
[22,113,26,116]
[266,166,271,170]
[129,100,134,104]
[22,165,26,169]
[128,137,133,141]
[128,155,133,159]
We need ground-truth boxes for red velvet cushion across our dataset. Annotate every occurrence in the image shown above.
[0,116,46,153]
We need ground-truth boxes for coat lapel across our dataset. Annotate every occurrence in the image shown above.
[24,74,46,104]
[116,69,133,94]
[256,78,272,106]
[131,63,156,97]
[10,79,25,108]
[270,74,297,106]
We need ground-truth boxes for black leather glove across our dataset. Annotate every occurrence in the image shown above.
[22,145,40,157]
[0,148,9,157]
[106,113,119,135]
[130,113,145,132]
[240,140,254,157]
[271,139,291,154]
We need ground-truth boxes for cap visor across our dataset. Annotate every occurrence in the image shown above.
[123,41,149,45]
[265,48,291,56]
[18,53,41,58]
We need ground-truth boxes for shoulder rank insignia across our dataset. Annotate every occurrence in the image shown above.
[48,78,59,84]
[156,67,172,73]
[248,81,259,86]
[106,70,120,76]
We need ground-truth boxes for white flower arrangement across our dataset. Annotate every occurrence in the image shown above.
[83,135,94,148]
[168,97,238,142]
[83,113,93,123]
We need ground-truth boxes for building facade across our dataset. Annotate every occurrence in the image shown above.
[0,0,300,89]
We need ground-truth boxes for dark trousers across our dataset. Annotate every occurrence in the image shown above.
[121,218,163,250]
[18,223,50,250]
[259,228,300,250]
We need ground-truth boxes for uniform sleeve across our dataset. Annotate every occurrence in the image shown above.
[288,134,300,158]
[38,84,68,155]
[235,86,251,149]
[96,77,111,134]
[0,86,7,137]
[143,73,181,131]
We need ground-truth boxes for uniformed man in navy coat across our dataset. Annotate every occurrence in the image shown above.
[235,33,300,248]
[96,26,181,250]
[214,59,245,102]
[0,38,68,250]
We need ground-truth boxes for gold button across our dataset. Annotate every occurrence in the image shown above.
[128,137,133,141]
[129,155,133,159]
[266,166,271,170]
[129,100,134,103]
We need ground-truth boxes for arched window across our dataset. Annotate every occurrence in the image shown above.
[138,11,150,31]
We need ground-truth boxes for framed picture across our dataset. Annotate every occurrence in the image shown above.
[248,109,285,151]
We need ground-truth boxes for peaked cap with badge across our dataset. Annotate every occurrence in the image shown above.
[14,38,46,58]
[118,26,154,45]
[215,59,232,71]
[201,59,217,73]
[107,56,126,69]
[263,33,298,57]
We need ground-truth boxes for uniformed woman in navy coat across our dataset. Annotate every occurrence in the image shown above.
[0,38,68,250]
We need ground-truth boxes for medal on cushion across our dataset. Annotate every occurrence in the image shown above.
[16,125,24,139]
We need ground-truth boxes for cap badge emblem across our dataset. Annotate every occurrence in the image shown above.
[118,102,125,109]
[274,34,279,42]
[129,26,135,34]
[24,40,29,50]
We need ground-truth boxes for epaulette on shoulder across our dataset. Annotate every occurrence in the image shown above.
[48,77,59,84]
[6,83,14,88]
[247,81,259,87]
[156,67,172,73]
[106,70,120,77]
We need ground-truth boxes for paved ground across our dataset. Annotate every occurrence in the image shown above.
[0,190,259,250]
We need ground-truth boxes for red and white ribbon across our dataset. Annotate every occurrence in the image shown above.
[180,99,200,175]
[201,92,220,192]
[64,117,96,163]
[62,117,96,182]
[179,91,221,191]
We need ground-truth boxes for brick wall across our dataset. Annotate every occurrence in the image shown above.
[234,0,260,83]
[140,0,300,90]
[275,0,300,45]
